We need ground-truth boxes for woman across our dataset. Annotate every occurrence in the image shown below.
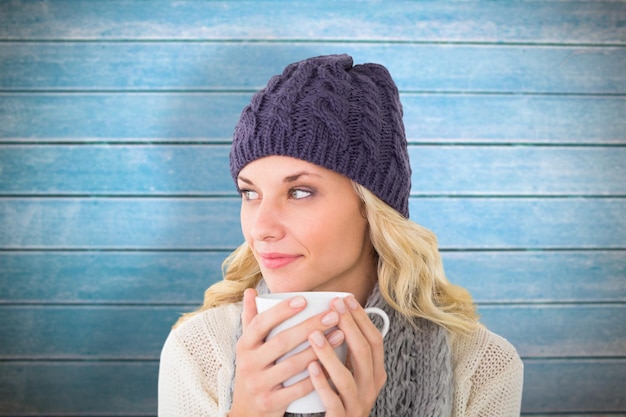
[158,54,524,417]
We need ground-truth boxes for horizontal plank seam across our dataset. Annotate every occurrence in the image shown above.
[0,140,233,145]
[522,357,626,362]
[3,140,626,146]
[1,194,625,199]
[0,248,236,253]
[0,193,626,201]
[477,301,626,306]
[0,247,626,256]
[1,301,624,307]
[0,38,625,47]
[0,191,626,200]
[0,413,155,417]
[0,302,203,307]
[3,141,626,147]
[2,89,625,97]
[2,142,626,147]
[1,90,625,98]
[409,142,626,147]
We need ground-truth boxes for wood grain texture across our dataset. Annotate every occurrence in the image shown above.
[479,304,626,358]
[522,359,626,413]
[1,198,624,249]
[0,306,179,359]
[1,0,623,415]
[443,251,626,303]
[1,94,624,143]
[0,252,222,304]
[0,361,159,415]
[0,359,623,415]
[2,251,623,304]
[1,305,624,359]
[1,1,624,44]
[2,145,625,196]
[0,198,243,249]
[1,43,624,94]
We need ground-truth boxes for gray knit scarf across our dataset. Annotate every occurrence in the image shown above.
[230,281,453,416]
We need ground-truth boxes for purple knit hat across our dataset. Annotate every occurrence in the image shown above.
[229,54,412,217]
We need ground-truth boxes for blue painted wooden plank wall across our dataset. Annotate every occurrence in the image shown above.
[0,1,625,415]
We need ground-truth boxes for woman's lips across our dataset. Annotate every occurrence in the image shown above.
[259,253,301,269]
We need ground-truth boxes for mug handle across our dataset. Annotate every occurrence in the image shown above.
[364,307,390,338]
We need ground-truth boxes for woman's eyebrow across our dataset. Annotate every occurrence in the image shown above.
[237,176,254,185]
[238,171,322,185]
[284,171,322,183]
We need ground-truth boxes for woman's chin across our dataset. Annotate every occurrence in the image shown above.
[263,279,312,294]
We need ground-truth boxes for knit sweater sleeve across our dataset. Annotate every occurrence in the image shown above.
[158,303,241,417]
[452,327,524,417]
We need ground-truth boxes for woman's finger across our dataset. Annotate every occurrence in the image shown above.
[328,296,387,410]
[308,331,356,414]
[265,329,345,389]
[238,293,307,350]
[240,293,346,386]
[307,361,345,416]
[241,288,258,330]
[343,295,386,384]
[345,296,386,347]
[331,298,375,381]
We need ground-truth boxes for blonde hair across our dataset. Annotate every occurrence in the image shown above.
[176,184,479,334]
[352,184,479,333]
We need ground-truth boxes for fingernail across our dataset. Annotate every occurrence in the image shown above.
[309,361,321,376]
[321,311,339,326]
[289,296,306,308]
[327,330,345,347]
[333,298,346,313]
[310,331,325,347]
[346,296,359,310]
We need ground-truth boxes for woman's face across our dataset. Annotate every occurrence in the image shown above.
[238,156,376,299]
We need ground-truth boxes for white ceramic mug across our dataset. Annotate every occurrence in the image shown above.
[255,291,390,413]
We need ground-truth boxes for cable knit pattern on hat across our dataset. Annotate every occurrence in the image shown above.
[230,54,412,217]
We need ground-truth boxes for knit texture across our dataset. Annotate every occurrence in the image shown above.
[229,54,412,218]
[450,329,525,416]
[158,303,524,416]
[364,286,453,417]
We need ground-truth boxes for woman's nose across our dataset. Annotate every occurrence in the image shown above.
[248,199,285,242]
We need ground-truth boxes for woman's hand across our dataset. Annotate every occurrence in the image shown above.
[229,288,346,417]
[307,295,387,417]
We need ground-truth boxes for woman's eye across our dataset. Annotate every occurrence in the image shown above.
[290,189,312,199]
[241,190,259,201]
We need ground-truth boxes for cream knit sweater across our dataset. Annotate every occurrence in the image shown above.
[158,303,524,416]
